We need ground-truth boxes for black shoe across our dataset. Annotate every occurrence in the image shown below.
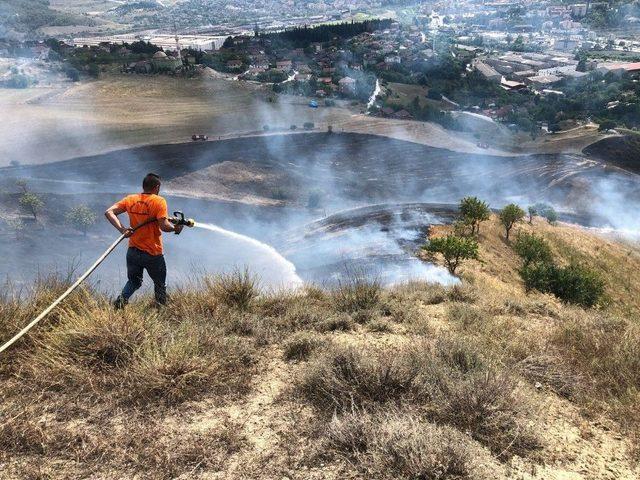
[113,296,127,310]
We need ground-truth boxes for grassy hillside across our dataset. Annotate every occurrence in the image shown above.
[1,218,639,478]
[0,0,94,32]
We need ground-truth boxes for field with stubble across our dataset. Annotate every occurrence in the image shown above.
[2,215,639,479]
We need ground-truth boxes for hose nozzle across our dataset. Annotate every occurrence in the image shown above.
[169,211,195,233]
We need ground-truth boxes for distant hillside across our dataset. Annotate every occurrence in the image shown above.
[583,135,640,173]
[0,0,94,33]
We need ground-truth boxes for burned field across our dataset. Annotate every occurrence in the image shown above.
[1,132,639,287]
[4,132,639,210]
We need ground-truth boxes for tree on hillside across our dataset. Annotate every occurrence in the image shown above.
[65,205,97,236]
[19,192,44,221]
[533,202,558,225]
[422,235,479,275]
[499,204,525,240]
[459,196,490,235]
[527,205,537,224]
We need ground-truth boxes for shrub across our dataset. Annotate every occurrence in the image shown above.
[296,345,424,411]
[207,268,258,311]
[447,303,487,329]
[282,332,327,361]
[513,232,553,267]
[367,318,394,333]
[422,235,479,275]
[303,122,315,130]
[552,263,605,308]
[325,410,492,480]
[519,261,557,293]
[521,262,605,307]
[459,196,490,235]
[37,308,147,373]
[297,342,540,457]
[446,283,478,303]
[333,274,381,313]
[315,313,355,332]
[499,203,525,240]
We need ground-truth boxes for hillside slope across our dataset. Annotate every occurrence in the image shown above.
[1,218,639,479]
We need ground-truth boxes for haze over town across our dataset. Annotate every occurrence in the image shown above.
[2,1,640,480]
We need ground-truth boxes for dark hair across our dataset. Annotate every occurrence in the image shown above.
[142,173,161,192]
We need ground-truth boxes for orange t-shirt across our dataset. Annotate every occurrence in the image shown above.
[116,193,168,256]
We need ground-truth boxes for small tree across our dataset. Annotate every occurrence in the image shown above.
[65,205,97,236]
[422,235,479,275]
[19,192,44,220]
[513,232,553,267]
[459,196,490,235]
[499,203,525,240]
[533,203,558,225]
[527,205,537,224]
[542,207,558,225]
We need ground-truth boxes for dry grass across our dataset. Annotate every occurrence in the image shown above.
[3,222,640,479]
[295,340,540,457]
[282,331,329,361]
[324,409,497,479]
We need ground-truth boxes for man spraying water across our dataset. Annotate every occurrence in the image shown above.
[105,173,190,308]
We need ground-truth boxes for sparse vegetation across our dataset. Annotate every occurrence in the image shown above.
[1,213,639,478]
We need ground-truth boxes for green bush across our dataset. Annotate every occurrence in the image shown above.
[520,262,605,307]
[552,264,605,308]
[513,232,553,267]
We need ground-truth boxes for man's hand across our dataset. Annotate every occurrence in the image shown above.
[120,227,134,238]
[174,224,184,235]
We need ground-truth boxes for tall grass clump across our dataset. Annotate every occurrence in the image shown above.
[207,268,258,311]
[333,273,381,313]
[282,331,328,361]
[18,302,257,406]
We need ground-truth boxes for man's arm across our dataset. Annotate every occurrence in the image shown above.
[159,217,183,234]
[104,204,133,237]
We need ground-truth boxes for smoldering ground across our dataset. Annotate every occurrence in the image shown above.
[3,128,640,294]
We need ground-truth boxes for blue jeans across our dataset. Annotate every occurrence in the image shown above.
[118,247,167,306]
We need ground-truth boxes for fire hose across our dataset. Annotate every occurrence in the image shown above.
[0,212,195,355]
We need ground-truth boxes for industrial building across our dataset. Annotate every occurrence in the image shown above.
[73,34,227,52]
